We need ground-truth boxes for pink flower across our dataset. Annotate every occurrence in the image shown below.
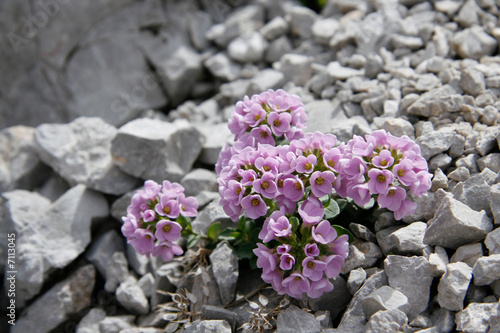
[244,103,266,127]
[377,186,406,211]
[295,154,317,173]
[141,180,162,200]
[308,278,333,299]
[142,209,156,222]
[372,150,394,169]
[270,216,292,238]
[241,194,267,219]
[410,171,433,196]
[323,254,344,278]
[282,273,311,298]
[298,196,324,226]
[342,156,367,181]
[162,180,184,199]
[121,214,139,238]
[304,243,320,257]
[222,201,243,222]
[310,171,336,198]
[275,194,296,214]
[351,135,374,156]
[152,241,183,262]
[267,111,291,136]
[251,125,275,145]
[178,193,198,217]
[302,256,327,281]
[282,177,304,202]
[155,220,182,242]
[130,228,155,256]
[280,253,295,270]
[367,169,394,194]
[255,156,279,174]
[228,114,247,138]
[392,159,417,186]
[394,199,417,220]
[323,148,342,172]
[347,183,371,206]
[239,169,258,186]
[312,220,337,244]
[127,193,147,219]
[277,244,292,254]
[155,195,180,219]
[330,234,350,259]
[254,243,278,273]
[224,180,244,204]
[253,172,278,199]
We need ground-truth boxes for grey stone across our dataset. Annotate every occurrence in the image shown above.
[228,32,267,63]
[371,117,415,139]
[150,261,183,309]
[389,222,427,255]
[479,167,498,185]
[341,244,366,275]
[120,328,163,333]
[76,308,107,333]
[204,52,241,82]
[450,26,498,60]
[85,229,125,279]
[6,185,107,308]
[191,200,232,234]
[260,16,288,40]
[202,305,238,332]
[477,153,500,173]
[312,18,340,45]
[0,126,50,192]
[112,118,203,182]
[392,34,424,50]
[195,191,220,210]
[374,212,397,232]
[449,134,466,158]
[105,252,131,293]
[138,272,155,298]
[184,320,232,333]
[265,36,293,63]
[431,168,449,191]
[364,309,408,333]
[347,268,367,295]
[364,53,384,80]
[450,243,483,268]
[472,254,500,285]
[460,68,486,97]
[455,0,482,28]
[289,6,317,39]
[384,255,434,320]
[35,117,139,195]
[327,61,364,81]
[486,228,500,255]
[275,54,313,86]
[155,45,203,106]
[180,169,218,197]
[189,265,223,314]
[66,34,166,126]
[209,242,238,306]
[355,241,383,268]
[437,262,473,311]
[407,84,458,117]
[415,130,456,160]
[276,304,321,333]
[188,11,212,51]
[424,196,493,249]
[414,73,442,92]
[196,123,232,165]
[475,126,500,156]
[305,99,346,136]
[455,153,480,173]
[38,174,70,202]
[111,188,136,221]
[428,246,449,277]
[247,69,285,95]
[428,153,453,173]
[455,302,500,333]
[409,314,433,330]
[376,226,403,255]
[337,270,388,333]
[451,174,491,213]
[98,315,135,333]
[447,166,470,182]
[481,105,499,126]
[12,265,95,333]
[349,223,376,243]
[361,285,409,318]
[116,279,150,315]
[491,184,500,226]
[308,276,352,320]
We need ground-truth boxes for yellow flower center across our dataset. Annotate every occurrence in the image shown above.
[307,261,315,268]
[145,234,152,239]
[260,131,268,138]
[328,160,335,168]
[261,181,269,190]
[294,182,302,190]
[273,119,280,127]
[315,177,324,185]
[388,189,395,196]
[163,206,170,214]
[398,169,405,177]
[263,165,271,172]
[163,224,171,232]
[377,174,386,183]
[254,114,261,121]
[380,160,388,166]
[235,188,241,195]
[305,163,312,170]
[252,198,260,206]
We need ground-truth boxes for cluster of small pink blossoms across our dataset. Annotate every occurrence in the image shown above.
[337,130,433,220]
[121,180,198,262]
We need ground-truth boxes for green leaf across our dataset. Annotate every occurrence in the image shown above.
[187,233,202,248]
[336,198,348,212]
[176,215,190,228]
[238,215,246,232]
[218,228,240,242]
[360,197,375,210]
[332,225,355,243]
[236,243,255,260]
[244,219,256,234]
[289,216,299,232]
[319,194,331,206]
[324,199,340,220]
[207,222,221,242]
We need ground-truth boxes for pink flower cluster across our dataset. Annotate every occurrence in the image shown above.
[121,180,198,262]
[337,130,432,219]
[254,208,349,299]
[228,89,307,147]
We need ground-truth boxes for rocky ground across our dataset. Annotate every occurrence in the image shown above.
[1,0,500,332]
